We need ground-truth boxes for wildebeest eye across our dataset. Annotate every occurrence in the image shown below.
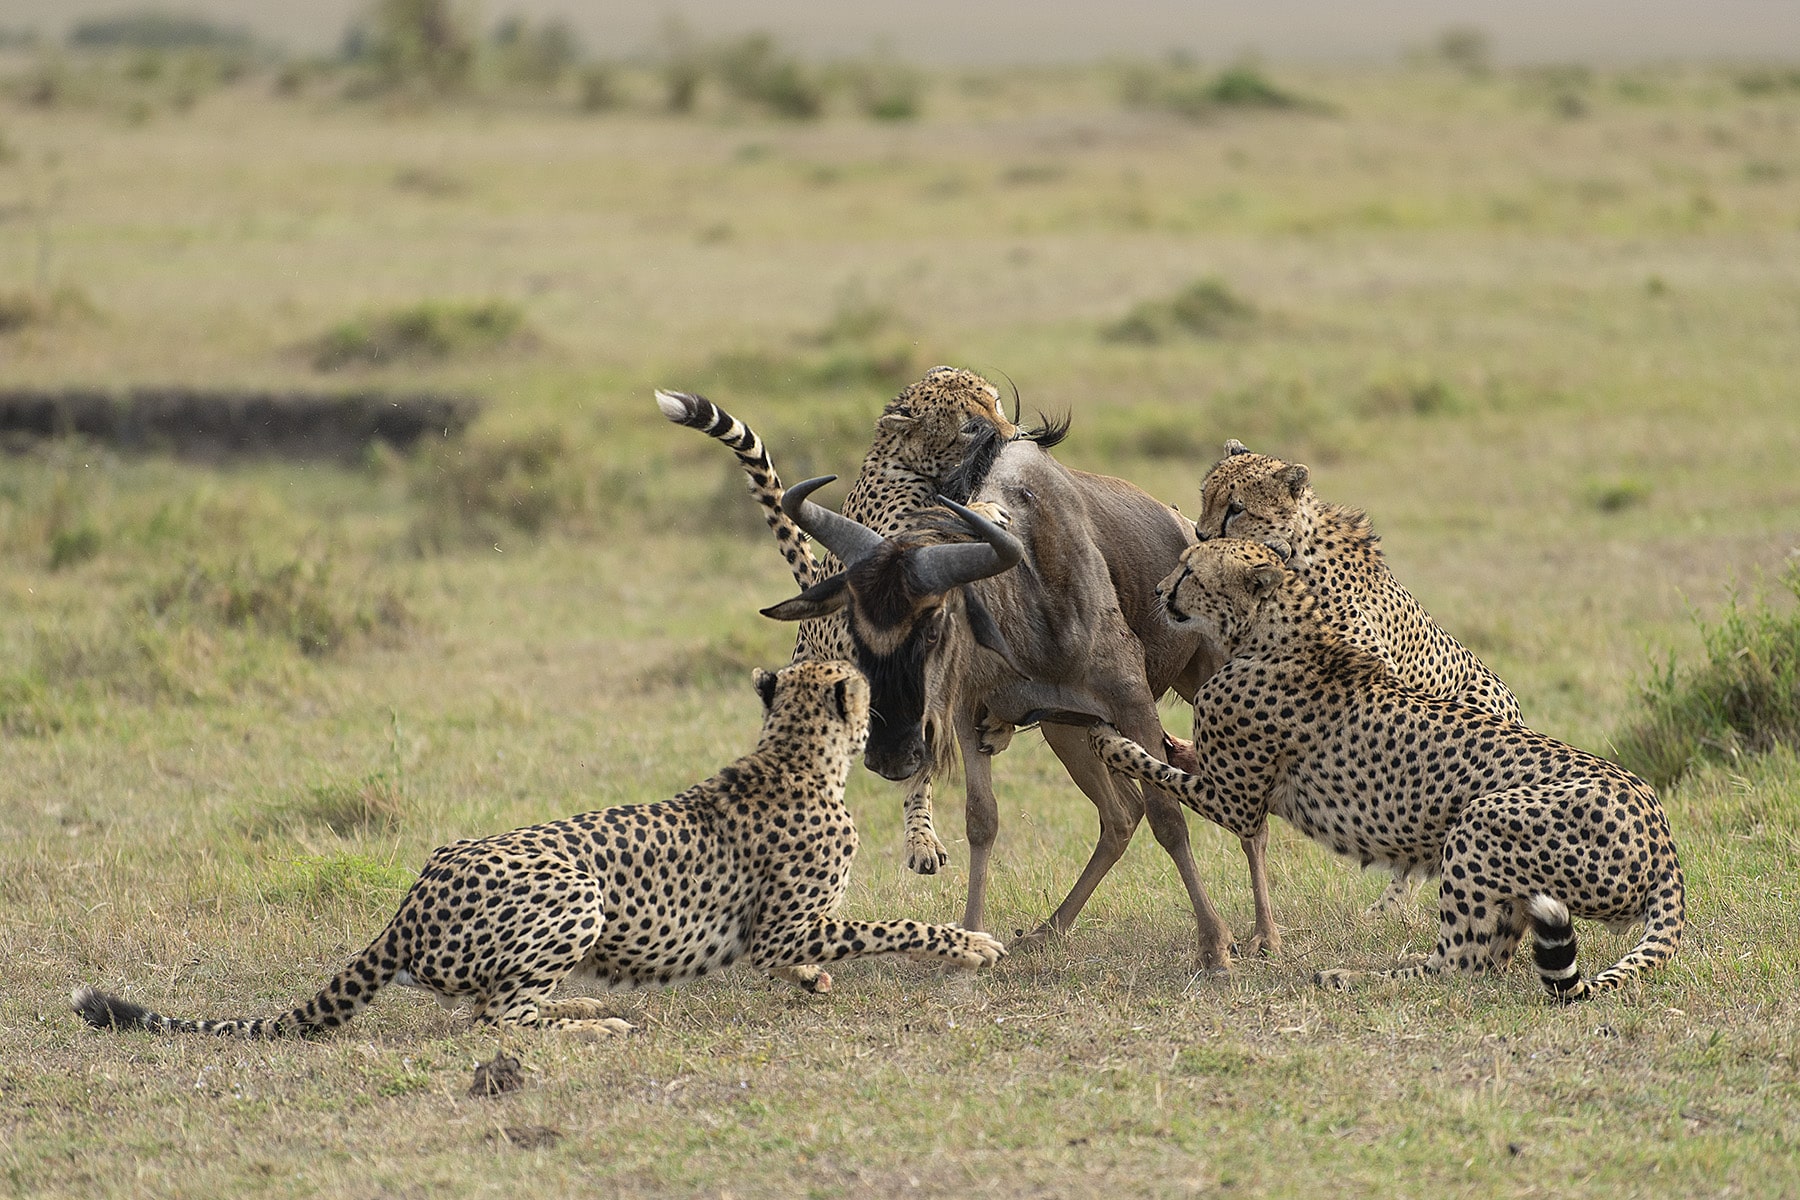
[962,418,984,435]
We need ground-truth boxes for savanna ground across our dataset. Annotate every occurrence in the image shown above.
[2,49,1799,1198]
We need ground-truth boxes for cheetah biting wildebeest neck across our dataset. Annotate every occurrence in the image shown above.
[1090,539,1685,1002]
[72,661,1004,1040]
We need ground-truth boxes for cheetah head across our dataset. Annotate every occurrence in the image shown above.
[753,659,871,757]
[1193,440,1311,563]
[1157,539,1289,656]
[875,367,1021,492]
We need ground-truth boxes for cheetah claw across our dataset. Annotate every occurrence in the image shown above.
[904,830,950,875]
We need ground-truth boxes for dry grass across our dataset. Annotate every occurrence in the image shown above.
[2,60,1799,1198]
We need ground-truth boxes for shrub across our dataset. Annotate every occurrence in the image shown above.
[1102,277,1255,344]
[310,299,528,370]
[343,0,475,95]
[1613,568,1800,788]
[490,14,580,88]
[843,55,921,120]
[715,32,823,119]
[1122,59,1319,120]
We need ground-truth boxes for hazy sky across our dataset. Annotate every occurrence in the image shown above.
[13,0,1800,64]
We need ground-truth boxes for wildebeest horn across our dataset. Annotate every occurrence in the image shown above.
[905,496,1025,594]
[781,476,887,566]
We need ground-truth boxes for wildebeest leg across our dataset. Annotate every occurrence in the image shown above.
[1240,825,1281,956]
[1118,706,1236,972]
[1017,721,1143,950]
[958,723,1000,932]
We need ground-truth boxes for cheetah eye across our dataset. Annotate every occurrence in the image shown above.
[1225,499,1245,520]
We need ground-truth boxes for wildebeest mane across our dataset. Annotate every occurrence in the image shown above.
[941,406,1071,503]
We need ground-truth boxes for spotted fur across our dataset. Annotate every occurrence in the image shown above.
[72,661,1004,1040]
[1192,441,1523,912]
[1090,540,1685,1002]
[659,366,1029,875]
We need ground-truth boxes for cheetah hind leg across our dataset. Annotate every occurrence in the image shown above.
[481,986,634,1041]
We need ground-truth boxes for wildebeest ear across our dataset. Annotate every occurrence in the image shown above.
[1280,463,1309,495]
[761,574,850,622]
[1247,561,1286,595]
[831,679,852,721]
[963,588,1026,676]
[1224,438,1251,457]
[753,668,779,710]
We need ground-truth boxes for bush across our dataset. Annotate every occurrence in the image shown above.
[310,299,529,370]
[343,0,475,95]
[1122,59,1319,120]
[1613,568,1800,788]
[715,32,823,119]
[1102,277,1255,344]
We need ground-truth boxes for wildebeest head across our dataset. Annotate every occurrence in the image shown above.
[760,476,1025,781]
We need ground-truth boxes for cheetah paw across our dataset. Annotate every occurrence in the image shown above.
[566,1017,636,1042]
[904,828,950,875]
[1313,968,1363,991]
[953,930,1007,970]
[964,501,1011,529]
[976,715,1015,757]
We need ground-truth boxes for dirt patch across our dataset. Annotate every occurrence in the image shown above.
[0,387,478,462]
[468,1053,525,1099]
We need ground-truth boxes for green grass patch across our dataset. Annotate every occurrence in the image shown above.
[145,555,410,656]
[1614,568,1800,787]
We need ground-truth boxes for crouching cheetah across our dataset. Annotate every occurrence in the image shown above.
[1084,540,1684,1002]
[1178,439,1523,917]
[72,661,1005,1040]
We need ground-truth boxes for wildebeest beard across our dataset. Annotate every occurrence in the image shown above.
[853,621,935,781]
[940,408,1070,504]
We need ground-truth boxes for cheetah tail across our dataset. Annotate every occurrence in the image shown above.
[71,926,401,1039]
[1528,874,1685,1004]
[654,389,819,589]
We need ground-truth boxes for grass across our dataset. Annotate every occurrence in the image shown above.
[1,56,1799,1197]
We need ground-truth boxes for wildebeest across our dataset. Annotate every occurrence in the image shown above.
[763,437,1264,969]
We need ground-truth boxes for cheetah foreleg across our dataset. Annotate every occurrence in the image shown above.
[1087,726,1264,840]
[767,965,833,994]
[754,918,1006,975]
[901,771,949,875]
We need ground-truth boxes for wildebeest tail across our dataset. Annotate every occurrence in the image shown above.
[1528,873,1684,1004]
[655,389,818,588]
[72,925,402,1039]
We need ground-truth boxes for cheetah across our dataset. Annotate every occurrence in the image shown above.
[658,366,1059,875]
[1083,540,1684,1002]
[71,661,1005,1040]
[1181,439,1523,914]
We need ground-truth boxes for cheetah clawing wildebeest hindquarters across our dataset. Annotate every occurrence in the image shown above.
[1079,540,1684,1002]
[72,661,1004,1039]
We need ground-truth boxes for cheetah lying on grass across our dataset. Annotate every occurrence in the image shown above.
[73,661,1004,1039]
[1081,540,1683,1002]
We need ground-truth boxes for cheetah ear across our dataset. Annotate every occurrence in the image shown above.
[1280,463,1309,496]
[830,679,851,721]
[753,668,779,711]
[1247,561,1286,595]
[1223,438,1252,457]
[878,411,916,434]
[761,573,850,622]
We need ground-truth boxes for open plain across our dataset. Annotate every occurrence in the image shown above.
[2,56,1799,1197]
